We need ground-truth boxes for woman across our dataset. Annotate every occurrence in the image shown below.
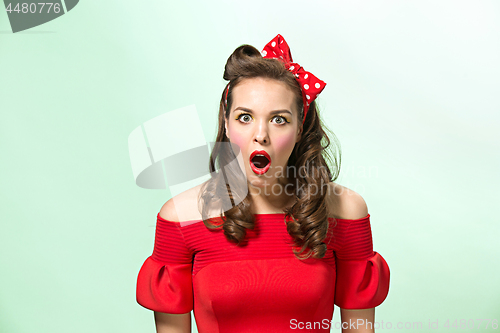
[136,34,390,332]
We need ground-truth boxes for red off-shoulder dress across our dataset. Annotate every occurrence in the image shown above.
[136,213,390,332]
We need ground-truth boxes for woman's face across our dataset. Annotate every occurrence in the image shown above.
[225,77,302,190]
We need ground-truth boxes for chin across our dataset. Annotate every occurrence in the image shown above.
[247,174,272,188]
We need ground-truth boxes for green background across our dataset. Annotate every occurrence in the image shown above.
[1,1,499,332]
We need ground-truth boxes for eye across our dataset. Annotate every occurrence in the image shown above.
[272,115,290,125]
[236,113,252,123]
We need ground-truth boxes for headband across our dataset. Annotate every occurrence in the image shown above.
[225,34,326,125]
[262,34,326,124]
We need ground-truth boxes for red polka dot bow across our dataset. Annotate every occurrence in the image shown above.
[261,34,326,124]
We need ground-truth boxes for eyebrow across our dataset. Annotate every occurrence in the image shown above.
[233,107,293,116]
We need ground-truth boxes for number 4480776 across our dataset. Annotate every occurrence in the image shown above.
[5,3,61,14]
[444,319,498,329]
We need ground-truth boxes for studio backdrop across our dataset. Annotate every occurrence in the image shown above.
[1,1,499,332]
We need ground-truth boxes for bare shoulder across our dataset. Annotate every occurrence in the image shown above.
[159,182,206,222]
[326,182,369,220]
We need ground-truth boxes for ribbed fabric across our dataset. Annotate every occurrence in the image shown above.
[136,212,390,332]
[151,218,193,264]
[151,213,373,275]
[185,214,335,276]
[332,214,374,260]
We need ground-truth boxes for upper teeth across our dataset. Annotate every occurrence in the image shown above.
[256,154,264,157]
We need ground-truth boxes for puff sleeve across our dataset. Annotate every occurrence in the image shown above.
[333,214,390,309]
[136,214,194,314]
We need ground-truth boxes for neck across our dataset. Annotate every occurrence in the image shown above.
[248,178,296,214]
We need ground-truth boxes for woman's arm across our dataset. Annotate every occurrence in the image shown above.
[154,311,191,333]
[340,308,375,333]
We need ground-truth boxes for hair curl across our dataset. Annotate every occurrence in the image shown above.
[198,43,342,259]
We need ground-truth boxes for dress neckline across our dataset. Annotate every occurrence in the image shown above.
[156,212,370,223]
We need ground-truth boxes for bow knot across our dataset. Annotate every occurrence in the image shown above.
[261,34,326,124]
[284,62,302,75]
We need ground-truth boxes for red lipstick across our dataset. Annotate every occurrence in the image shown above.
[250,150,271,175]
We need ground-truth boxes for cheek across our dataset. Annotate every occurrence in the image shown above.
[227,128,246,150]
[274,132,297,156]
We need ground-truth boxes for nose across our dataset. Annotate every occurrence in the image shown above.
[253,119,269,145]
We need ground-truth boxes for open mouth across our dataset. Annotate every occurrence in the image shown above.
[250,150,271,175]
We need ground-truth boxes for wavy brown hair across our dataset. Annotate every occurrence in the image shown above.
[198,43,341,259]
